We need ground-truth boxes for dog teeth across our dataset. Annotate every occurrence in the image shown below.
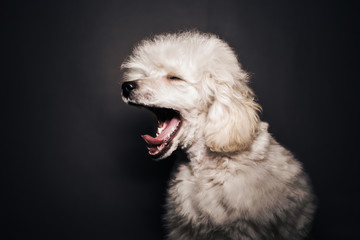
[148,122,181,156]
[157,124,166,134]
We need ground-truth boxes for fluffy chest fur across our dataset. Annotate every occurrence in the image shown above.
[165,123,314,240]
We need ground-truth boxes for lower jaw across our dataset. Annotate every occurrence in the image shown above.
[150,141,173,160]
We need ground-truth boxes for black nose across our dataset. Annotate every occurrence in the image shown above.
[122,81,137,99]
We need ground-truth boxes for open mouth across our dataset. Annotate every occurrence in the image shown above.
[140,107,182,158]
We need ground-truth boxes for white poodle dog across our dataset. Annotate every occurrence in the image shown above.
[121,31,315,240]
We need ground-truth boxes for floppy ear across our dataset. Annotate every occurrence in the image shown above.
[204,72,260,153]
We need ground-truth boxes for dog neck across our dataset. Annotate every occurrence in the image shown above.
[183,121,271,173]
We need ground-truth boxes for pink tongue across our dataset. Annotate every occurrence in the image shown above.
[141,135,163,145]
[141,117,180,146]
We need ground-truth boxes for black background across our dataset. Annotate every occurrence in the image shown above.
[4,0,359,239]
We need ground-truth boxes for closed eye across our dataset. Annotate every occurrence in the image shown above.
[167,75,182,80]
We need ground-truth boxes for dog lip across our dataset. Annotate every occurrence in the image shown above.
[140,107,182,157]
[142,116,181,156]
[124,102,182,157]
[141,117,180,145]
[148,141,173,159]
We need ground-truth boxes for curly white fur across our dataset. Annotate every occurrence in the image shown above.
[121,31,315,240]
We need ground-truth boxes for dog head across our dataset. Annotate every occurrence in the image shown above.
[121,31,260,159]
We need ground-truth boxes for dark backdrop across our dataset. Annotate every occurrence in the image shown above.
[4,0,359,239]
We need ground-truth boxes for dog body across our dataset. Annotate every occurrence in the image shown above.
[121,32,314,240]
[165,122,313,240]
